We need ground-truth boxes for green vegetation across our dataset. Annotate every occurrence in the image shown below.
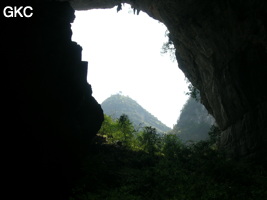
[70,115,267,200]
[161,30,176,62]
[97,114,162,153]
[185,83,201,102]
[101,94,171,133]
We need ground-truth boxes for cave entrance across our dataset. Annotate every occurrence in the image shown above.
[71,4,189,128]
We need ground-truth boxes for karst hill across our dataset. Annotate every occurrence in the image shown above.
[101,94,171,133]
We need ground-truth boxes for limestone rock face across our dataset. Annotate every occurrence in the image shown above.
[151,0,267,159]
[5,1,103,199]
[157,0,267,159]
[69,0,267,159]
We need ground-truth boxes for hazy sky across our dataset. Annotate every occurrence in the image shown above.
[71,4,189,128]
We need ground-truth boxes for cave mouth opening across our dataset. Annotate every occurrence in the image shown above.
[71,4,189,128]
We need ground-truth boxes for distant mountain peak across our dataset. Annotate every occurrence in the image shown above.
[101,94,171,133]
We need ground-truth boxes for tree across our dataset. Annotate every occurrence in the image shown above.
[117,114,135,147]
[137,126,161,154]
[162,134,183,159]
[97,114,137,148]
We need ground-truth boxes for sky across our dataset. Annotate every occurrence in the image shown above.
[71,4,189,128]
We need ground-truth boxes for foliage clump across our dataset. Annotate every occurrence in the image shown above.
[161,30,176,62]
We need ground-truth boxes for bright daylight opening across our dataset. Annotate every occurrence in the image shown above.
[71,4,189,128]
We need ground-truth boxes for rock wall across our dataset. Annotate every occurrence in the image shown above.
[4,1,103,199]
[157,0,267,160]
[68,0,267,160]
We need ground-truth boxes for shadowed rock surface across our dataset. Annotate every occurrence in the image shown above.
[4,1,103,199]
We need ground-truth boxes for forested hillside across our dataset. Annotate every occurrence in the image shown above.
[101,94,171,133]
[170,97,215,142]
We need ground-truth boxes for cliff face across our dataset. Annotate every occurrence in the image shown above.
[69,0,267,160]
[157,0,267,159]
[5,1,103,199]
